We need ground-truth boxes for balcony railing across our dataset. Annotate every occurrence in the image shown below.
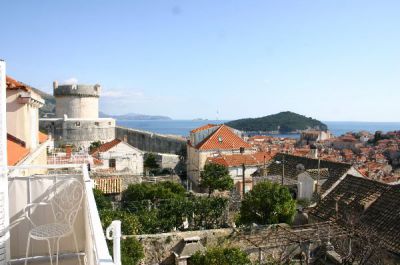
[7,164,118,265]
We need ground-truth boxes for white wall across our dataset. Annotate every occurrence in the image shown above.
[297,172,316,200]
[56,96,99,119]
[97,142,144,175]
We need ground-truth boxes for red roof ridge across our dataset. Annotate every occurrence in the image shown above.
[90,139,122,155]
[196,124,251,151]
[190,124,218,133]
[6,76,31,92]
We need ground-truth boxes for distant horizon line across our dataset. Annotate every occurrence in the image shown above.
[116,118,400,123]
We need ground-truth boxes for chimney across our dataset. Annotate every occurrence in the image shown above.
[65,145,72,158]
[53,80,58,89]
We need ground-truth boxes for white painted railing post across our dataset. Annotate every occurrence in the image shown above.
[106,220,121,265]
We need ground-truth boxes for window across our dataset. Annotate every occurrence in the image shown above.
[75,122,81,127]
[95,122,99,126]
[109,159,116,169]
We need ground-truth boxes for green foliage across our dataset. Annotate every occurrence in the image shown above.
[226,111,328,133]
[190,196,229,229]
[108,237,144,265]
[190,247,251,265]
[89,141,102,152]
[239,181,296,225]
[200,163,233,196]
[93,189,112,211]
[120,238,144,265]
[100,209,142,235]
[144,153,160,172]
[120,182,228,233]
[122,181,186,204]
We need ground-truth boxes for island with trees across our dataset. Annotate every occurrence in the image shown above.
[225,111,328,134]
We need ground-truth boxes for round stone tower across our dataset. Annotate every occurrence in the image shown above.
[53,81,101,119]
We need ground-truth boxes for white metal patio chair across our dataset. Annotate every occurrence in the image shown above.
[24,178,84,265]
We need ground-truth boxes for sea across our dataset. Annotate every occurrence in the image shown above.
[116,120,400,138]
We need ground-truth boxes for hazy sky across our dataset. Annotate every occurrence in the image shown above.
[2,1,400,121]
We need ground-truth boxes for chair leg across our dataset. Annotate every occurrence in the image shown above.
[25,235,31,265]
[72,231,82,265]
[46,239,53,265]
[56,237,60,265]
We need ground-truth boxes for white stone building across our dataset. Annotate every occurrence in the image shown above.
[90,138,144,175]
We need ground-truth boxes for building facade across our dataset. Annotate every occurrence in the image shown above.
[187,124,255,190]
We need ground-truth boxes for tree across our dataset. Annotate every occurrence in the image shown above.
[121,182,189,233]
[100,209,142,235]
[239,181,296,225]
[122,182,186,205]
[190,196,229,229]
[144,153,160,174]
[89,140,102,152]
[93,189,112,211]
[190,247,251,265]
[120,238,144,265]
[200,163,233,196]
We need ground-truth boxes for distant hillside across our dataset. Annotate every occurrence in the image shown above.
[226,111,328,133]
[31,87,56,117]
[99,112,172,121]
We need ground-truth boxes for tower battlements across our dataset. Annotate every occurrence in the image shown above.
[53,81,101,98]
[53,81,101,119]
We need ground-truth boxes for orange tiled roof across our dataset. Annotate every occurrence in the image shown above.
[208,152,272,167]
[196,125,252,150]
[190,124,218,133]
[6,76,31,92]
[90,139,122,155]
[7,135,29,166]
[95,177,122,194]
[38,131,48,144]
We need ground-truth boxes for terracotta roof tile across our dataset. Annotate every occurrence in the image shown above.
[7,135,29,166]
[38,132,48,144]
[196,125,252,151]
[208,152,272,167]
[95,177,122,194]
[190,124,218,133]
[90,139,122,155]
[6,76,31,92]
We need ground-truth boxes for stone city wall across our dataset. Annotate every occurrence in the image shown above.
[116,126,186,155]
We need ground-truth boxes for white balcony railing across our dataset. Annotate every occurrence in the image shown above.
[7,164,118,265]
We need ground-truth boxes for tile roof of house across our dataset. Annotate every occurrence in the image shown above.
[208,152,272,167]
[309,175,400,254]
[267,153,352,193]
[6,76,31,92]
[94,177,122,194]
[90,139,122,155]
[7,134,29,166]
[38,132,48,144]
[190,124,218,133]
[195,125,252,151]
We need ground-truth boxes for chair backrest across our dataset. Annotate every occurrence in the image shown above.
[47,178,84,227]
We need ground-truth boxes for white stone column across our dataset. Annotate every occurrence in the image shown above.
[0,60,10,263]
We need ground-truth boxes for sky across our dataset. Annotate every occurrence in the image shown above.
[2,0,400,121]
